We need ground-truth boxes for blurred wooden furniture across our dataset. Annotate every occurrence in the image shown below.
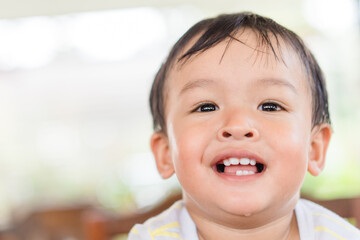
[1,193,358,240]
[82,194,360,240]
[303,195,360,228]
[82,192,182,240]
[0,204,90,240]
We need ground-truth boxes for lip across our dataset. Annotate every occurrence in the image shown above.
[212,168,265,182]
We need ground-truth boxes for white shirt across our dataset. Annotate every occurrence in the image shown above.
[128,199,360,240]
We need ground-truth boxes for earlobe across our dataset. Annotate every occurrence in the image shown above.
[308,123,332,176]
[150,132,175,179]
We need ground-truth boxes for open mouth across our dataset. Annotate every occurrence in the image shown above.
[215,158,265,176]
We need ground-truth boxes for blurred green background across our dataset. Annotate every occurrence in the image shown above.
[0,0,359,231]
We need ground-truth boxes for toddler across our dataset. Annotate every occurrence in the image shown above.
[128,12,360,239]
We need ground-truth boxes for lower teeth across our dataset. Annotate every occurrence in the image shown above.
[236,170,255,176]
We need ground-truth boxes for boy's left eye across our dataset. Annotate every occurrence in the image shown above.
[258,102,284,112]
[193,103,219,112]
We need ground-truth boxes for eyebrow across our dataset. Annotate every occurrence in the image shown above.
[255,78,297,94]
[179,79,216,95]
[179,77,297,95]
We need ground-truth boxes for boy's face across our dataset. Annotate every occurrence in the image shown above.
[151,30,331,222]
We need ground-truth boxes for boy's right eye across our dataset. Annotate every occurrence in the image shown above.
[193,103,219,112]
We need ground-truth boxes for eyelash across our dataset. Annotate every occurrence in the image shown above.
[191,101,285,113]
[258,102,285,112]
[192,102,219,112]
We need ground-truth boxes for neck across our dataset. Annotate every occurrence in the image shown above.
[188,206,300,240]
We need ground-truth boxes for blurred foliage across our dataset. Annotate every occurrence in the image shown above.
[302,158,360,199]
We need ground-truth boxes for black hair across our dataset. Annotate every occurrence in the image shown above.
[150,12,331,133]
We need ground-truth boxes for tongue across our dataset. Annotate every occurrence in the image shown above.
[224,165,258,174]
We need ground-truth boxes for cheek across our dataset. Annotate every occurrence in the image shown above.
[167,115,217,178]
[167,125,203,192]
[269,105,312,157]
[269,121,311,190]
[167,118,203,167]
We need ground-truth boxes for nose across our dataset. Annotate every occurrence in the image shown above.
[217,113,259,142]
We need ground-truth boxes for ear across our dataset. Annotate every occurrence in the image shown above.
[150,132,175,179]
[308,123,332,176]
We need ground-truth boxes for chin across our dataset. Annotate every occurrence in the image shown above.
[217,195,268,217]
[225,204,262,216]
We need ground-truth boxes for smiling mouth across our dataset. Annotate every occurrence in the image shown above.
[215,158,265,176]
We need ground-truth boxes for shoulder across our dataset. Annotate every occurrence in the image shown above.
[296,199,360,240]
[128,200,197,240]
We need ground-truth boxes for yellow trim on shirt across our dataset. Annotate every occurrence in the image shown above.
[130,227,139,235]
[315,226,346,240]
[148,222,182,240]
[153,222,180,233]
[312,212,360,237]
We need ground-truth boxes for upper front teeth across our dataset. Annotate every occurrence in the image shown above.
[240,158,250,165]
[224,158,256,166]
[229,158,239,165]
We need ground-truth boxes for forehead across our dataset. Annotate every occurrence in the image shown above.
[167,29,309,93]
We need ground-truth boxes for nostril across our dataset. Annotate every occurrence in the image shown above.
[245,132,253,138]
[222,132,232,138]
